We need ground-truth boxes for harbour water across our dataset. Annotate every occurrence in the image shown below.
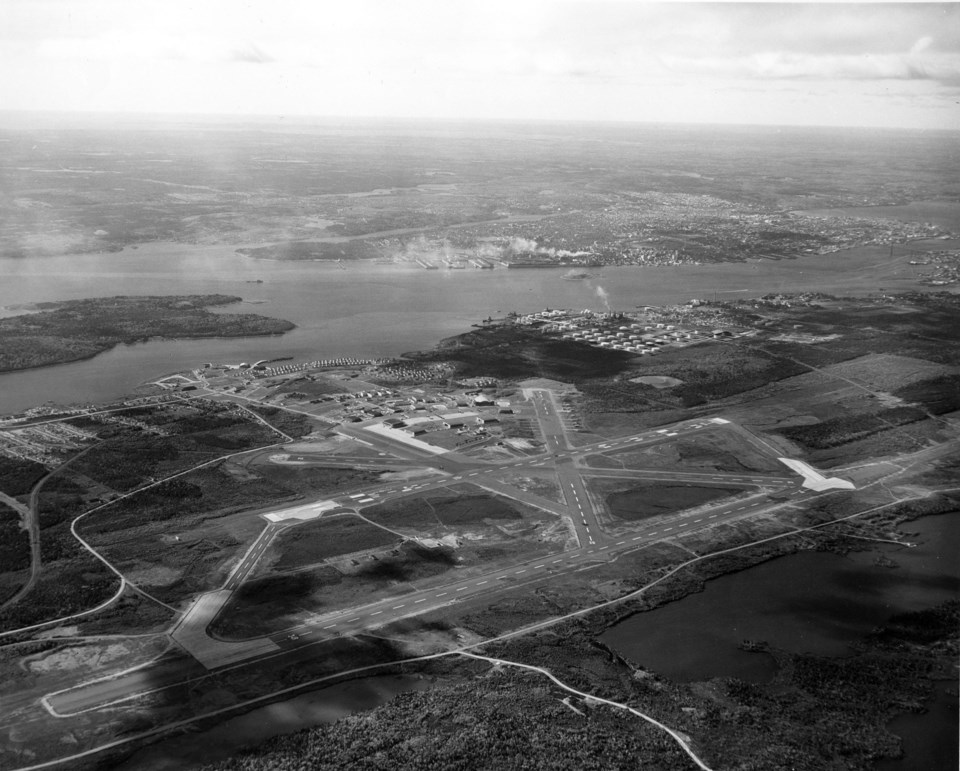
[1,236,956,414]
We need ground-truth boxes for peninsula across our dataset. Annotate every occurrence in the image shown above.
[0,295,295,373]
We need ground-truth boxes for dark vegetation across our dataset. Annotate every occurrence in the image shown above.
[895,374,960,415]
[200,600,959,770]
[71,409,278,492]
[0,404,306,629]
[0,503,30,603]
[248,405,313,438]
[754,294,960,368]
[0,295,294,372]
[202,667,689,771]
[779,406,927,449]
[0,503,30,573]
[0,456,48,498]
[408,325,634,382]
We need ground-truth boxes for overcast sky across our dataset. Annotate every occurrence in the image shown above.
[1,1,958,129]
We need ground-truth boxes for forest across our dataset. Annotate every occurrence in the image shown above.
[0,295,294,372]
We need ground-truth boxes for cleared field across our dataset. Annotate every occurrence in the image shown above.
[271,515,401,569]
[820,353,956,392]
[599,482,748,521]
[630,375,684,389]
[216,489,568,637]
[363,492,523,534]
[215,541,460,637]
[587,428,782,473]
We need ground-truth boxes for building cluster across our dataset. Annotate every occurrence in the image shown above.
[252,358,388,378]
[912,249,960,286]
[442,192,950,268]
[333,388,505,425]
[0,422,96,463]
[367,361,455,383]
[518,308,741,354]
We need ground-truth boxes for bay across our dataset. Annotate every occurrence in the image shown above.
[1,237,955,415]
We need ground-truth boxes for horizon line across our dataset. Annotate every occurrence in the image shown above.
[0,109,956,134]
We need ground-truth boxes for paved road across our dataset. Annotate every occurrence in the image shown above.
[165,409,800,666]
[47,474,799,716]
[46,393,825,713]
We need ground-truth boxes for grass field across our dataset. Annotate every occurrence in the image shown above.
[590,429,782,474]
[215,489,568,637]
[270,515,401,569]
[599,482,747,521]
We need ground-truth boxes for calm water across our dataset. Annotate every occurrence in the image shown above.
[601,513,960,768]
[1,237,957,414]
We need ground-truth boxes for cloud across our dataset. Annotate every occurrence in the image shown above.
[37,33,275,65]
[661,47,960,84]
[230,43,274,64]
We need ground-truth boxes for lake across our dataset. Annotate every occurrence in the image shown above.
[2,236,957,415]
[600,513,960,769]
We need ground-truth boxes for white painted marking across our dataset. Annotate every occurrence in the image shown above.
[371,611,382,616]
[477,580,488,585]
[414,598,426,603]
[392,605,405,609]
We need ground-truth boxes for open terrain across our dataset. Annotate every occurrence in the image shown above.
[0,293,957,771]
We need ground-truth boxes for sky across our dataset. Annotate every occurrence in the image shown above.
[1,1,958,130]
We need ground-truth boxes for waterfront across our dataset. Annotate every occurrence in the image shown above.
[1,236,957,414]
[600,513,960,768]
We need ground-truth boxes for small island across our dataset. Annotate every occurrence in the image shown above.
[0,295,294,373]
